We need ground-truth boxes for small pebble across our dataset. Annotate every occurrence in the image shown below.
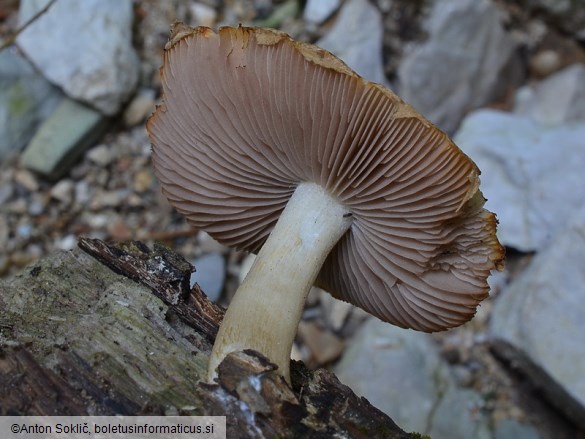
[530,50,561,77]
[85,213,111,229]
[50,179,75,205]
[14,169,39,192]
[133,169,153,193]
[94,169,110,187]
[17,223,33,239]
[7,199,27,214]
[87,144,114,167]
[90,189,128,210]
[127,193,143,207]
[55,234,77,251]
[123,89,156,126]
[27,195,45,216]
[27,244,43,259]
[75,180,91,205]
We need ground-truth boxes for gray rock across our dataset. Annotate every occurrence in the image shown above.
[20,97,108,181]
[490,203,585,428]
[0,49,62,162]
[514,63,585,126]
[17,0,139,116]
[335,318,491,438]
[303,0,340,24]
[430,385,491,439]
[398,0,518,133]
[317,0,386,85]
[191,252,226,303]
[493,419,541,439]
[454,109,585,251]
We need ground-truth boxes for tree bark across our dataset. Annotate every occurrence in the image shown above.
[0,238,420,438]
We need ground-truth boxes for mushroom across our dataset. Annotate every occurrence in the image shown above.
[147,24,505,383]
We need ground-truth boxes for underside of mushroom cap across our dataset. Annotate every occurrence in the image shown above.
[147,24,505,332]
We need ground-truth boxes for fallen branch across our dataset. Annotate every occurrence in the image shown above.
[0,239,419,438]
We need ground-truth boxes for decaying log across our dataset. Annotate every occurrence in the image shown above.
[0,238,420,438]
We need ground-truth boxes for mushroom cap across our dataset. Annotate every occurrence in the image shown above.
[147,24,505,332]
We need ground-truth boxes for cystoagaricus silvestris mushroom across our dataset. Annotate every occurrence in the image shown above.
[147,24,505,383]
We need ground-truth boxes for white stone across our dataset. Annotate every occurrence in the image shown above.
[317,0,386,85]
[490,203,585,428]
[191,253,226,303]
[303,0,340,24]
[17,0,139,116]
[514,63,585,126]
[335,318,491,438]
[398,0,517,133]
[454,109,585,251]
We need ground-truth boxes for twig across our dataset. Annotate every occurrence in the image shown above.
[0,0,57,52]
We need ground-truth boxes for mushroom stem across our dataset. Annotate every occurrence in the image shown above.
[208,182,352,383]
